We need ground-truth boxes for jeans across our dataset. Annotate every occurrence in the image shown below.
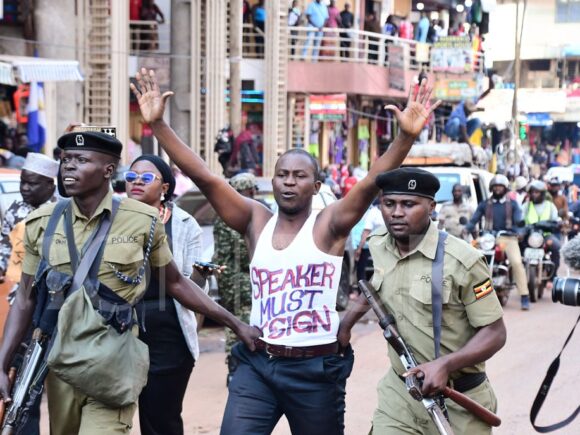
[302,28,323,61]
[220,342,354,435]
[445,117,482,141]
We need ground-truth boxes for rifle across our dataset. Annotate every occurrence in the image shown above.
[358,280,502,434]
[1,328,51,435]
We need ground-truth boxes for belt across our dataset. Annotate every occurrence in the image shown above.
[254,339,340,358]
[397,371,487,394]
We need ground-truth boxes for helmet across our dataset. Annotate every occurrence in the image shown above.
[514,176,528,191]
[528,180,547,192]
[489,174,509,190]
[548,177,561,186]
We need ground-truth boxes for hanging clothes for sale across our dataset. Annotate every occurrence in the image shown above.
[358,119,371,171]
[309,120,320,158]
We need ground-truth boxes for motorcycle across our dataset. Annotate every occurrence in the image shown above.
[474,230,515,307]
[521,221,558,302]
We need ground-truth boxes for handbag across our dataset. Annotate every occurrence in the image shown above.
[47,199,153,408]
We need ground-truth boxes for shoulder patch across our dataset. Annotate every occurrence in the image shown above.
[473,278,493,300]
[444,234,481,268]
[25,202,57,223]
[118,197,159,217]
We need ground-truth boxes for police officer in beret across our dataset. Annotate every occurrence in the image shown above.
[0,131,260,434]
[339,167,507,434]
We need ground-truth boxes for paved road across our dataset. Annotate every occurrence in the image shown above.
[38,291,580,434]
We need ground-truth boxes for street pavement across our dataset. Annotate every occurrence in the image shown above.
[36,289,580,434]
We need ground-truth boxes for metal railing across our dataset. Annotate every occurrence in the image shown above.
[129,20,170,54]
[242,25,484,73]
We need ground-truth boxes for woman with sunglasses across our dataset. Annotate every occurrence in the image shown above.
[125,155,206,435]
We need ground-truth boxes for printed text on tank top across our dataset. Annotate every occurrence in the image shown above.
[249,211,343,346]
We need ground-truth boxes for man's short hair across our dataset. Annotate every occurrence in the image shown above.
[278,148,320,177]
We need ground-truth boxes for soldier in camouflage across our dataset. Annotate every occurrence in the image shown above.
[213,173,258,385]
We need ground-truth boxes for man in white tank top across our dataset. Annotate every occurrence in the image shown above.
[131,69,440,435]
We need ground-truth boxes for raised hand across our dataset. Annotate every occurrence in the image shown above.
[129,68,174,124]
[385,79,441,139]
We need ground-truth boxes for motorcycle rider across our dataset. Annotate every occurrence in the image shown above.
[522,180,561,285]
[510,175,528,206]
[465,174,530,310]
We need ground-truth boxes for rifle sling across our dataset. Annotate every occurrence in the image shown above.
[431,231,447,359]
[530,313,580,433]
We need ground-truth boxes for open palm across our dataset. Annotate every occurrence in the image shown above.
[130,68,174,124]
[385,80,441,138]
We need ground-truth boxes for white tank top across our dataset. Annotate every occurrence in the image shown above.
[249,211,343,346]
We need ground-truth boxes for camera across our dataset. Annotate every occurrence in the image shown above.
[552,277,580,306]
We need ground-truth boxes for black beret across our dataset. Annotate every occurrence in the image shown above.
[57,131,122,159]
[376,167,440,199]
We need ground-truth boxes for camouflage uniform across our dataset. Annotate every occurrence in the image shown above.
[213,217,252,353]
[212,173,256,381]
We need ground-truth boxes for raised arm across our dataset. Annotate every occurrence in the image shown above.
[322,80,441,238]
[130,69,266,235]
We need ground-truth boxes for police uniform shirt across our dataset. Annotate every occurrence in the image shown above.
[368,220,503,380]
[22,191,173,304]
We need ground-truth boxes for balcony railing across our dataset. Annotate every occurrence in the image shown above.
[129,20,170,54]
[242,24,484,73]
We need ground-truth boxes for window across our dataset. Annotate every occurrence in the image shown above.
[556,0,580,23]
[528,60,551,71]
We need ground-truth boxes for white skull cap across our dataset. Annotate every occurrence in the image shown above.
[21,152,59,178]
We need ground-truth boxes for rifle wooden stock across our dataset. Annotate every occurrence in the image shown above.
[0,368,16,425]
[358,280,502,428]
[443,387,501,427]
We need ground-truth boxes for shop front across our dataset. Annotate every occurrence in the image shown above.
[0,55,83,160]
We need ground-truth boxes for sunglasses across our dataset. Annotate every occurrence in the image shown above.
[124,171,162,184]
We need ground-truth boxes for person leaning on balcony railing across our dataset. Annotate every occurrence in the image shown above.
[302,0,329,61]
[364,12,381,64]
[339,3,354,58]
[288,1,302,56]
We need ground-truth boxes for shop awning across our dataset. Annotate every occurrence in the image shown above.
[518,88,567,114]
[472,89,514,130]
[0,55,83,85]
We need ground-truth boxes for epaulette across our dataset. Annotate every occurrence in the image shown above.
[444,234,481,269]
[24,202,58,223]
[118,197,159,218]
[368,225,389,240]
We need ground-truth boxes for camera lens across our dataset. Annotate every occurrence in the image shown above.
[552,278,580,306]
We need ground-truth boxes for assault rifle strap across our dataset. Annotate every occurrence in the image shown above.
[530,313,580,432]
[41,200,71,263]
[431,231,448,359]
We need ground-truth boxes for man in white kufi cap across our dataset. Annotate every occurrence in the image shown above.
[1,152,58,284]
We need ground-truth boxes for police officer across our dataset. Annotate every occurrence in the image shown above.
[339,167,506,435]
[0,131,259,435]
[213,173,256,385]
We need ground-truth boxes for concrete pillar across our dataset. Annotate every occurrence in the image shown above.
[263,0,288,177]
[171,0,192,149]
[204,0,227,174]
[110,0,129,163]
[230,0,243,136]
[190,0,202,155]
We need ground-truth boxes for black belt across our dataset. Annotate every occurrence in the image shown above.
[397,370,487,393]
[254,339,340,358]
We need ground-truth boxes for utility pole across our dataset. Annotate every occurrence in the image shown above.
[512,0,528,142]
[230,0,243,136]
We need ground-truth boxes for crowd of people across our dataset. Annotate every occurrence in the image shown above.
[0,68,571,435]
